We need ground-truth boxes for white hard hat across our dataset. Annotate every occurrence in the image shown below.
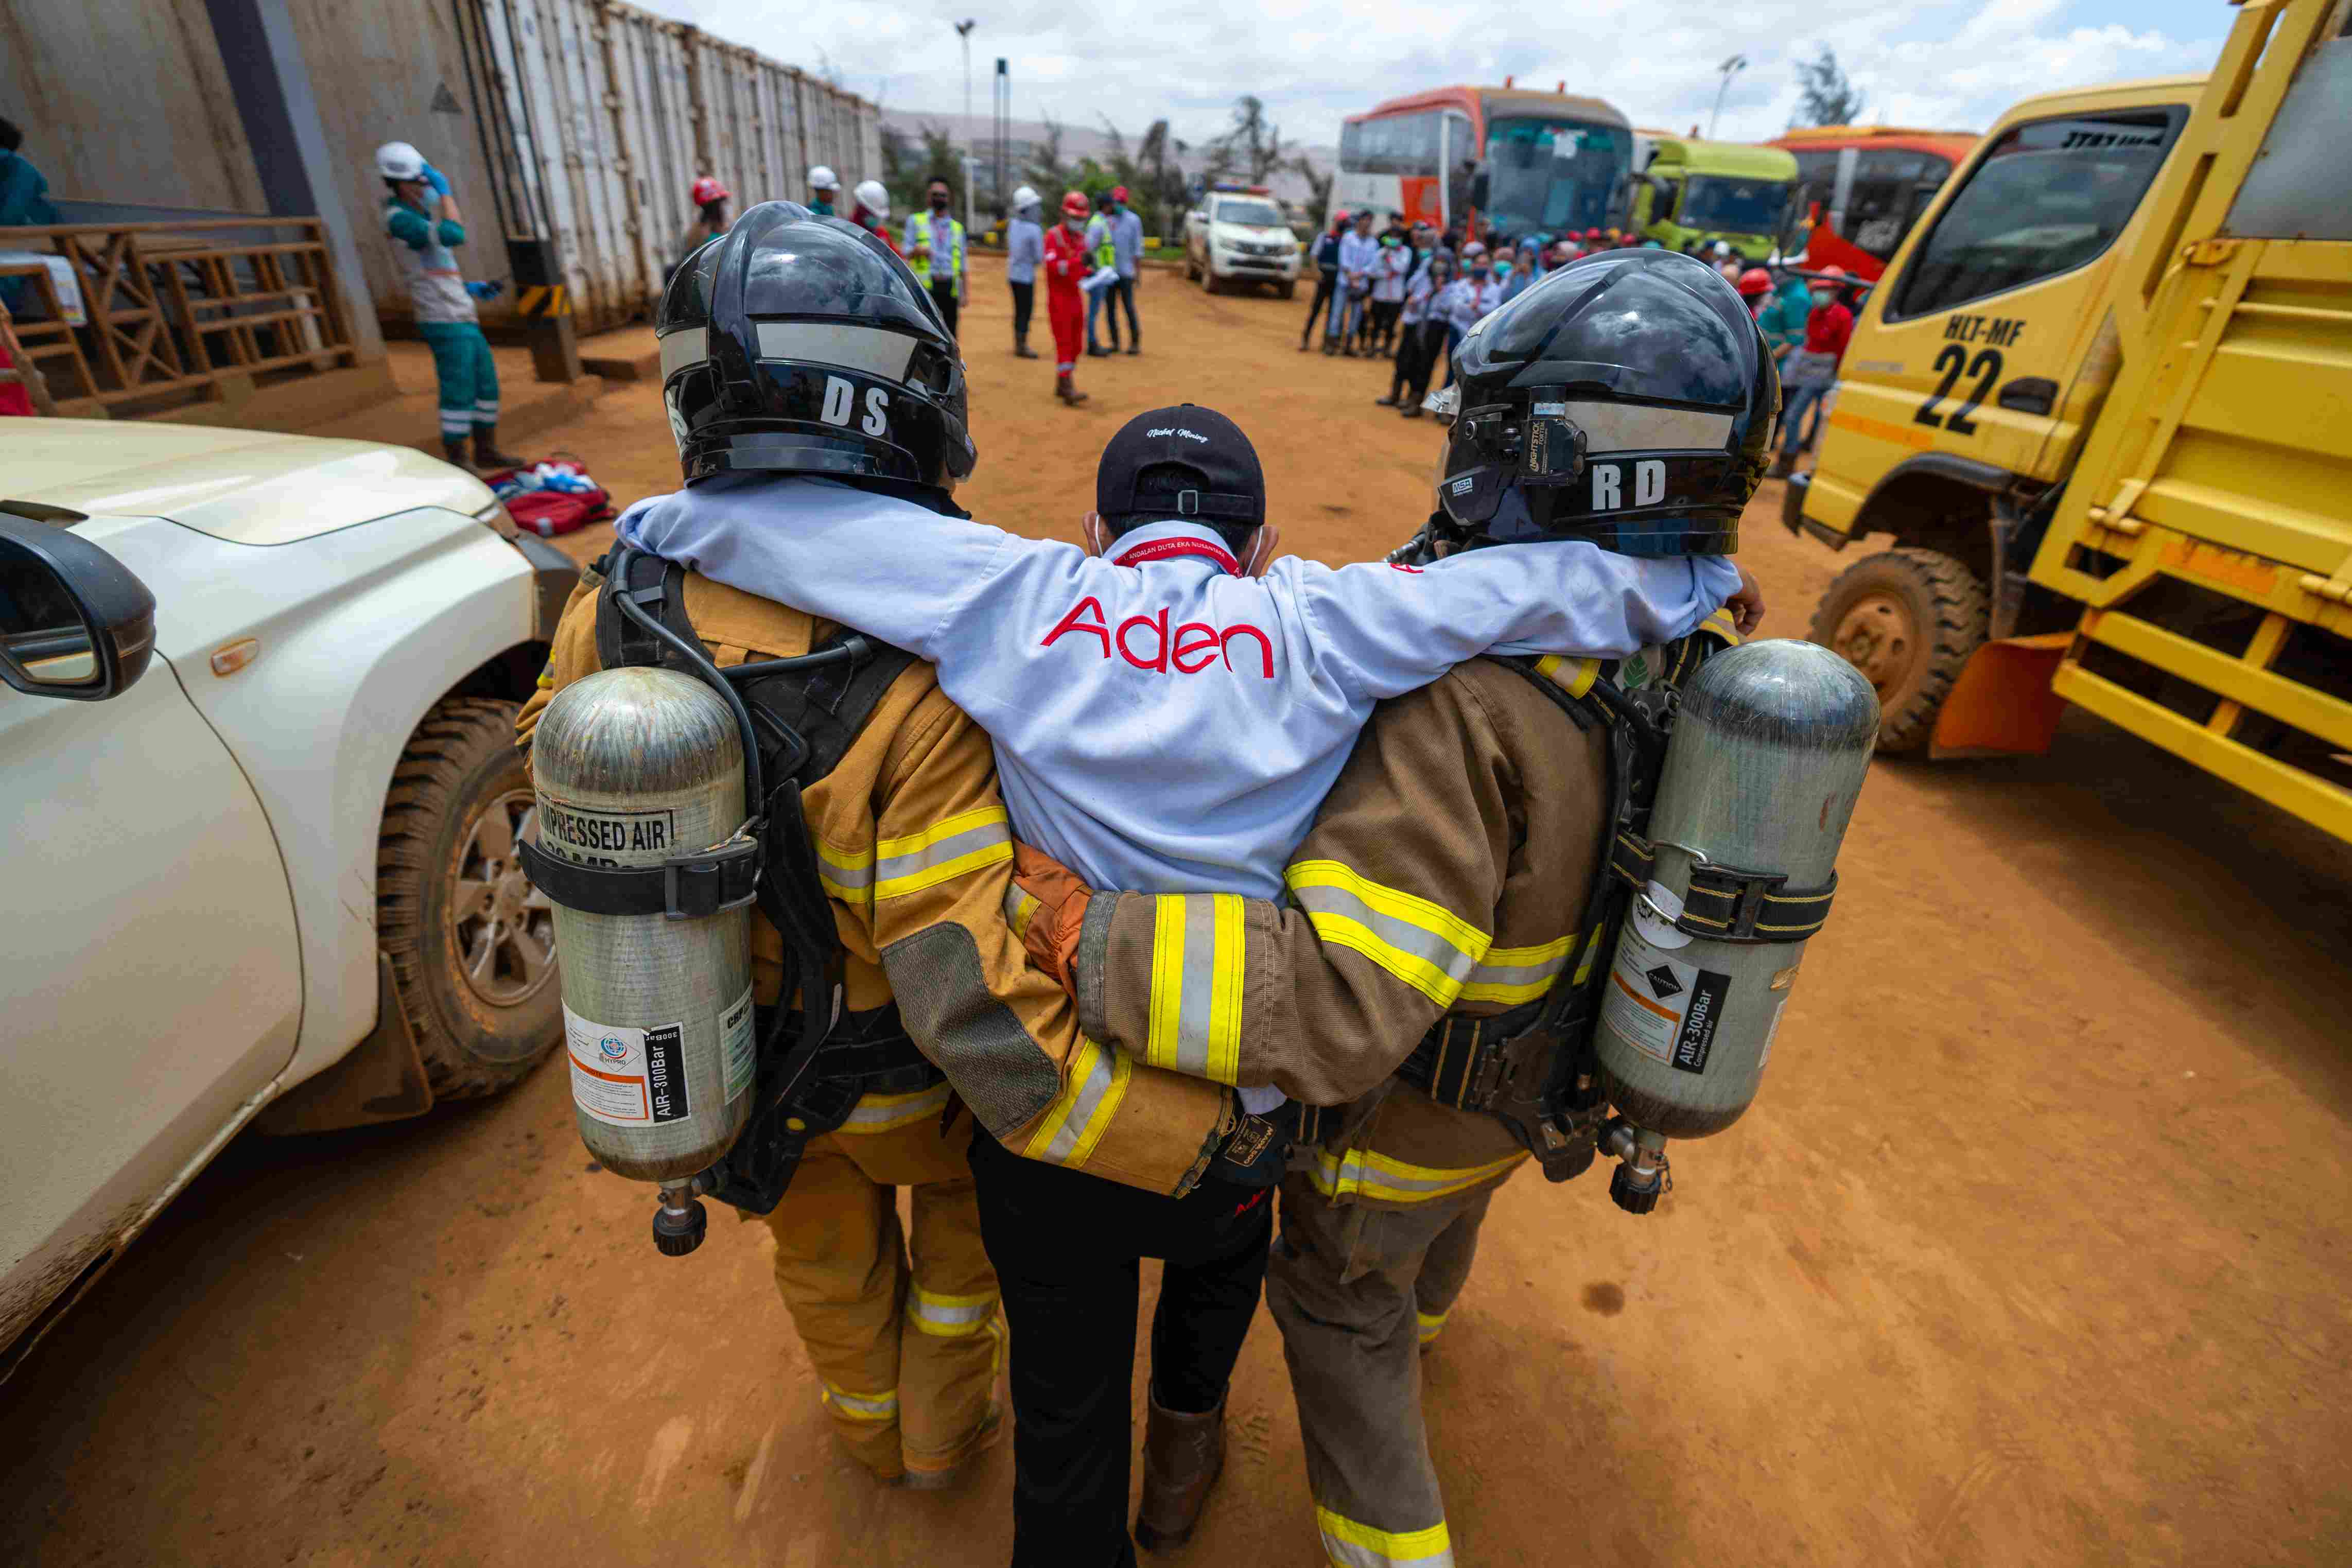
[1012,185,1040,212]
[375,141,425,181]
[853,179,889,219]
[808,165,840,191]
[1712,240,1732,256]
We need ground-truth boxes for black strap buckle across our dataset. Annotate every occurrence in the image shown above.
[661,830,762,920]
[516,825,762,921]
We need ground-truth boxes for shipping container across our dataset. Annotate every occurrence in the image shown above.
[3,0,878,336]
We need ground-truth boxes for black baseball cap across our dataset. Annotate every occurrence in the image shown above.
[1095,405,1266,529]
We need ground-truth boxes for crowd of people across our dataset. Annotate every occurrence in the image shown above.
[1297,206,1860,469]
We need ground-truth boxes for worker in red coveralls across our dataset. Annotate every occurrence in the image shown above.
[1042,189,1093,406]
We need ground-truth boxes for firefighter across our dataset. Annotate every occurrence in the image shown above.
[1008,251,1781,1568]
[1043,189,1093,405]
[375,141,523,473]
[516,203,1245,1495]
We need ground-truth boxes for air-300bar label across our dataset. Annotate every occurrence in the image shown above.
[566,1006,693,1126]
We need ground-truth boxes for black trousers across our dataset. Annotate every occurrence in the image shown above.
[931,277,960,339]
[1299,271,1338,340]
[1010,280,1034,343]
[1104,275,1139,345]
[1396,320,1448,401]
[970,1123,1273,1568]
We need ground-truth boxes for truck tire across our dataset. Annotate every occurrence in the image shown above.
[1278,280,1297,300]
[378,696,561,1099]
[1186,253,1200,282]
[1807,547,1988,755]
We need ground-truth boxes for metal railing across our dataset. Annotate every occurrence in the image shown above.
[0,217,360,415]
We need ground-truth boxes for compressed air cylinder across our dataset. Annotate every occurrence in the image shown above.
[1594,640,1878,1139]
[531,667,757,1183]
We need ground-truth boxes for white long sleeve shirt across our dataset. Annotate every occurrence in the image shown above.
[1005,218,1043,284]
[1336,231,1381,288]
[617,476,1738,901]
[1372,245,1411,303]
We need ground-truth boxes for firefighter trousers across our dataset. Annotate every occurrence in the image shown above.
[764,1094,1004,1483]
[1266,1172,1499,1568]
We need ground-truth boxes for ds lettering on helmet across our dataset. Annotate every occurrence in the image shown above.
[653,200,974,490]
[1436,250,1776,557]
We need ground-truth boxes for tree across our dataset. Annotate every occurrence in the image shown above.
[1096,116,1192,242]
[1023,115,1075,202]
[1791,47,1865,128]
[1291,154,1333,229]
[1210,95,1287,186]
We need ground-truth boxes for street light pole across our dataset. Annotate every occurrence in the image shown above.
[1708,54,1748,140]
[955,20,977,134]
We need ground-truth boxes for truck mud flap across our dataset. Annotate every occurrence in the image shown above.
[1929,632,2072,759]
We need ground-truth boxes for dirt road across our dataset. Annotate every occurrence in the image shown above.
[7,256,2349,1566]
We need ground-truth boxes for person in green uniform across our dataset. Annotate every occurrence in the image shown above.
[375,140,522,473]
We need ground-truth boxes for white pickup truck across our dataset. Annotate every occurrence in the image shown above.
[0,420,583,1378]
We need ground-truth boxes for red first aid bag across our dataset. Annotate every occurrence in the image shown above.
[485,458,614,537]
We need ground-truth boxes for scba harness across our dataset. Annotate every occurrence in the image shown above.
[1359,618,1839,1188]
[517,547,934,1214]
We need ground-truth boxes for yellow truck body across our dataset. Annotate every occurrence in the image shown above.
[1782,0,2352,843]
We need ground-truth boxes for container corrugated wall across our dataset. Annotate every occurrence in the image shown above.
[438,0,879,334]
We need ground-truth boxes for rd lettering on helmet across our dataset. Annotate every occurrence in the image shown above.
[1589,459,1668,511]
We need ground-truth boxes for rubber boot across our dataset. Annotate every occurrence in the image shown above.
[1015,334,1038,359]
[1133,1389,1225,1553]
[1056,374,1088,406]
[442,436,474,468]
[473,426,527,473]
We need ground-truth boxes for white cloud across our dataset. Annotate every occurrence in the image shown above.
[640,0,2223,149]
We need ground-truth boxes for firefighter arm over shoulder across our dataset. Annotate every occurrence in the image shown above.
[1278,545,1740,703]
[1062,673,1515,1107]
[859,688,1239,1198]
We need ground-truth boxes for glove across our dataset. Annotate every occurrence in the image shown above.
[464,280,504,301]
[1010,842,1092,996]
[1208,1108,1290,1190]
[421,161,451,198]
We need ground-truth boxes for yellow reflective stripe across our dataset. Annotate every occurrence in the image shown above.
[1004,883,1040,940]
[1305,1145,1527,1205]
[1143,894,1248,1084]
[1571,927,1606,986]
[820,1382,899,1422]
[909,1286,999,1337]
[1317,1506,1455,1568]
[835,1081,951,1134]
[873,806,1012,900]
[1022,1037,1133,1170]
[1701,606,1742,644]
[1286,861,1490,1008]
[1416,1309,1449,1343]
[1533,653,1599,698]
[1457,930,1577,1004]
[815,835,875,901]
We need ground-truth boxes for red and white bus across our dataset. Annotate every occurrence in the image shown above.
[1334,83,1633,240]
[1767,125,1980,281]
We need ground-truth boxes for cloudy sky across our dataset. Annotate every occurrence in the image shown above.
[639,0,2227,148]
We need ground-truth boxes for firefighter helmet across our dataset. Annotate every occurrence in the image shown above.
[1436,250,1774,557]
[655,200,974,490]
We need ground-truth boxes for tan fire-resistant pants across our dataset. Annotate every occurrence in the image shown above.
[1266,1172,1500,1567]
[764,1090,1005,1482]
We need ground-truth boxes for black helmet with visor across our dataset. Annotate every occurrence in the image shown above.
[1436,249,1774,556]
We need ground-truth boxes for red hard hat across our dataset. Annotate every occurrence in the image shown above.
[1110,185,1129,202]
[1332,208,1351,225]
[690,176,730,206]
[1737,267,1771,297]
[1060,189,1091,218]
[1816,265,1848,280]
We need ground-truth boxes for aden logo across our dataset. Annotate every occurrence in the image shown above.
[1040,597,1275,678]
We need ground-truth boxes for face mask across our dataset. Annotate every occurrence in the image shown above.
[931,195,949,211]
[1811,289,1835,304]
[1494,261,1513,280]
[1470,265,1490,280]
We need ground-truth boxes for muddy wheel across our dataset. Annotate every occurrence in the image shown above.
[1278,280,1297,300]
[1807,547,1988,755]
[378,696,561,1099]
[1186,253,1200,282]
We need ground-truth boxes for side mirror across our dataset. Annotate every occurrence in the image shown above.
[0,514,157,702]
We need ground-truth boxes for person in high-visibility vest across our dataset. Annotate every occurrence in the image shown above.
[1084,193,1125,356]
[903,177,967,340]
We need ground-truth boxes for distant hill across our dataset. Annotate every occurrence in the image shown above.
[882,108,1336,212]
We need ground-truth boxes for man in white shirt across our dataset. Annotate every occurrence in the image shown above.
[1335,210,1380,357]
[1005,186,1044,359]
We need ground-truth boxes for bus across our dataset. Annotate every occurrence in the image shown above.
[1767,126,1979,281]
[1334,83,1632,240]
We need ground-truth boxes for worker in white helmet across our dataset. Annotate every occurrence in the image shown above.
[375,140,522,473]
[807,165,840,217]
[1006,185,1044,359]
[850,180,896,253]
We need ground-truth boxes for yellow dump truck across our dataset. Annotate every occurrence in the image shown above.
[1783,0,2351,843]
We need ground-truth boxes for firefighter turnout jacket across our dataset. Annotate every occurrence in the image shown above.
[1061,616,1743,1211]
[517,566,1236,1197]
[615,477,1737,901]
